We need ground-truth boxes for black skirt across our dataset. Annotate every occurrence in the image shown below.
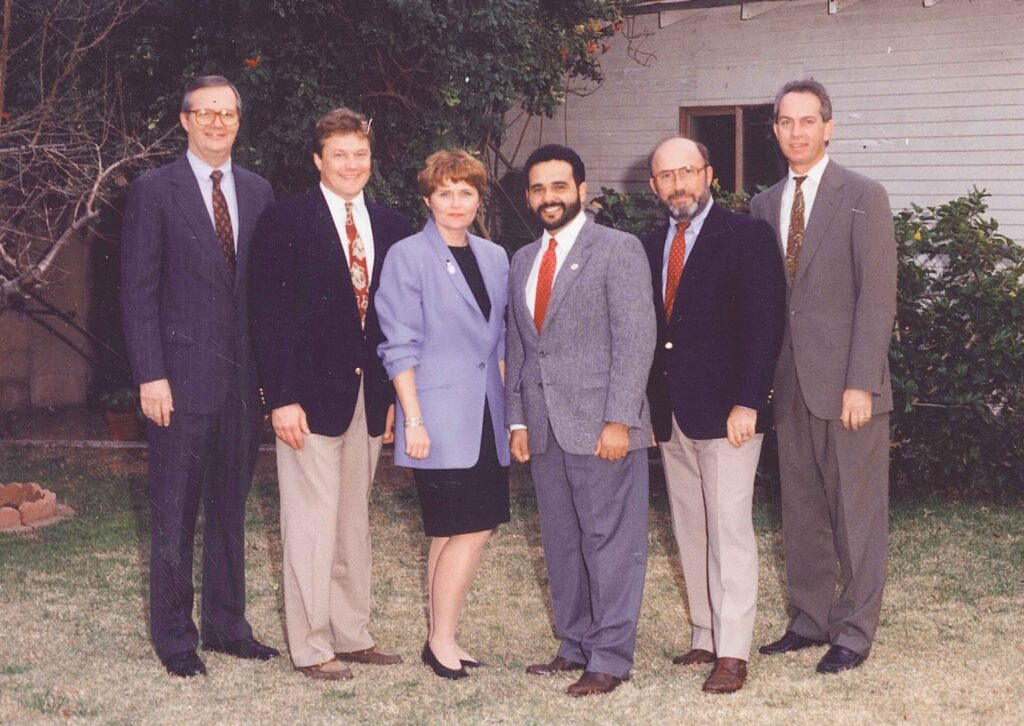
[412,401,510,537]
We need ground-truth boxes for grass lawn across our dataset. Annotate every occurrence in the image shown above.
[1,445,1022,725]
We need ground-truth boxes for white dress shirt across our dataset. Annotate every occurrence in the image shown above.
[778,154,830,253]
[320,184,375,279]
[660,197,712,300]
[524,209,588,317]
[186,150,239,248]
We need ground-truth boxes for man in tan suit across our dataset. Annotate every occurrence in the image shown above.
[750,80,896,674]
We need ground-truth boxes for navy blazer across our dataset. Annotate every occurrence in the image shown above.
[642,202,786,441]
[376,220,511,469]
[249,188,412,437]
[121,154,274,414]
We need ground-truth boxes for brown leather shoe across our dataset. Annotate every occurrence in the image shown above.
[335,646,403,666]
[296,659,353,681]
[567,671,623,697]
[672,648,715,666]
[702,657,747,694]
[526,655,585,676]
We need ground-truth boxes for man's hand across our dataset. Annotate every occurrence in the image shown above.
[405,424,430,460]
[595,422,630,461]
[140,379,174,427]
[382,404,395,445]
[510,429,531,463]
[272,403,310,450]
[726,406,758,448]
[841,388,873,432]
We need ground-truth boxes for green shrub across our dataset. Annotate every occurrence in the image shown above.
[890,189,1024,500]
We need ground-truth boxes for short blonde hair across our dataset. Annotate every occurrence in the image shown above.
[417,149,487,197]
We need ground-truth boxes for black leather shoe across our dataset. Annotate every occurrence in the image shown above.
[758,630,828,656]
[421,642,468,680]
[163,650,207,677]
[204,637,280,661]
[816,645,866,674]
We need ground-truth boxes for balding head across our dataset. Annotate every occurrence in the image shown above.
[648,136,713,222]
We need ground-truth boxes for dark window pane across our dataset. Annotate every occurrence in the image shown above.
[690,114,736,193]
[743,105,785,193]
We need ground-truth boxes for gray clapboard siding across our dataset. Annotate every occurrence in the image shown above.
[503,0,1024,241]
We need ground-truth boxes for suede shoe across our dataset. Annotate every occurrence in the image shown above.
[203,636,280,661]
[702,657,747,694]
[816,645,866,674]
[672,648,715,666]
[335,646,402,666]
[758,630,828,656]
[567,671,623,697]
[163,650,207,678]
[526,655,585,676]
[296,658,353,681]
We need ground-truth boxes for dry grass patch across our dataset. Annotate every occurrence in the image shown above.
[1,446,1022,724]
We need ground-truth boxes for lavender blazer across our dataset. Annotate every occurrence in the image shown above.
[376,219,511,469]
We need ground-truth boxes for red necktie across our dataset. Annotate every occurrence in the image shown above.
[210,170,236,279]
[533,237,558,332]
[345,201,370,325]
[663,220,689,322]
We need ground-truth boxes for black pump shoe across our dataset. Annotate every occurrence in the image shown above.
[421,642,468,680]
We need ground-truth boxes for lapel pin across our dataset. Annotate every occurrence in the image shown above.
[445,260,456,275]
[570,263,579,271]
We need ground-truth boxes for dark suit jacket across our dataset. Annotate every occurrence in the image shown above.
[121,154,274,414]
[642,202,786,442]
[249,188,412,437]
[750,161,896,421]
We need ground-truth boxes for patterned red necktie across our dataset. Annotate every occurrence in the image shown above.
[345,201,370,326]
[533,237,558,332]
[663,220,689,322]
[786,175,808,281]
[210,170,236,279]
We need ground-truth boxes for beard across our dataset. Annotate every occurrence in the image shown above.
[663,186,711,222]
[532,195,583,232]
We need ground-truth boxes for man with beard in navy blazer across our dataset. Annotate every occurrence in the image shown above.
[250,108,412,681]
[642,136,785,694]
[122,75,279,677]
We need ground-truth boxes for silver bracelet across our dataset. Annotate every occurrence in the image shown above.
[404,416,425,429]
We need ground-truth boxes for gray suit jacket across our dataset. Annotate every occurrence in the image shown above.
[750,160,896,421]
[505,218,656,456]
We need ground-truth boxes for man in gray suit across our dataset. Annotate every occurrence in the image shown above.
[750,80,896,674]
[122,76,278,677]
[506,144,656,697]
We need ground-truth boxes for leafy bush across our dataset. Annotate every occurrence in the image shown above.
[890,189,1024,500]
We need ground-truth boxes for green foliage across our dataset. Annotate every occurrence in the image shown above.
[98,387,139,413]
[122,0,629,224]
[590,186,662,236]
[890,189,1024,500]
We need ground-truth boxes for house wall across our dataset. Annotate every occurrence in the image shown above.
[0,238,93,410]
[503,0,1024,241]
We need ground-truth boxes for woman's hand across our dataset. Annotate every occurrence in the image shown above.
[405,424,431,460]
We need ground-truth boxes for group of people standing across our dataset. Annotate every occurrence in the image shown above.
[121,74,895,699]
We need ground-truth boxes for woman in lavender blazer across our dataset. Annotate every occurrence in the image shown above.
[376,150,510,681]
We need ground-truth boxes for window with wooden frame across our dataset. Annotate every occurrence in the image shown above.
[679,104,785,195]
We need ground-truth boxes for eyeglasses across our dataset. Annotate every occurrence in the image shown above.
[654,164,708,186]
[189,108,240,127]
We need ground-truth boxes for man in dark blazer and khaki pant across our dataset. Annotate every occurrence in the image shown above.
[250,108,411,681]
[751,80,897,674]
[643,136,786,693]
[121,75,278,677]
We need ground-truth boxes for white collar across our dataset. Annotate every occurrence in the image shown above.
[541,209,587,247]
[186,149,232,180]
[789,154,829,184]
